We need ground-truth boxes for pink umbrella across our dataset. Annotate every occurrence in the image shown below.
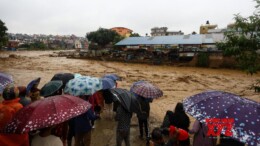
[131,81,163,99]
[4,95,91,133]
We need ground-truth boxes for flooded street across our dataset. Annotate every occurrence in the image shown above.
[0,50,259,145]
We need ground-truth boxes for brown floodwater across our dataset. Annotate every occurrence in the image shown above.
[0,50,259,145]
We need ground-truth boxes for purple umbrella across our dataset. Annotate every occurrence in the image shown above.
[183,90,259,146]
[102,74,122,81]
[0,72,13,94]
[101,77,116,90]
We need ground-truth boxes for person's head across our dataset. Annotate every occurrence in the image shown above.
[39,125,56,137]
[18,86,27,98]
[174,102,184,113]
[29,88,41,102]
[151,127,164,144]
[3,85,19,100]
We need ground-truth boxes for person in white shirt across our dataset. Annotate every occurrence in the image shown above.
[31,126,63,146]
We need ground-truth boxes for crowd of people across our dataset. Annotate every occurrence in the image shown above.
[0,73,246,146]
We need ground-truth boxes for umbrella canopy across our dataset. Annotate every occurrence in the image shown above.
[64,76,102,96]
[130,81,163,99]
[51,73,75,89]
[4,94,91,133]
[183,90,260,146]
[103,74,122,81]
[109,88,141,115]
[0,72,13,94]
[101,78,116,90]
[26,77,41,95]
[40,80,63,97]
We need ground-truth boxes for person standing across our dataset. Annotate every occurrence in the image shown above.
[72,95,98,146]
[0,85,29,146]
[137,95,150,140]
[31,126,63,146]
[115,105,133,146]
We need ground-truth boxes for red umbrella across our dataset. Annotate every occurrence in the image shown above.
[4,94,91,133]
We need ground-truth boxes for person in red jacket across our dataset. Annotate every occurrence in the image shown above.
[0,85,29,146]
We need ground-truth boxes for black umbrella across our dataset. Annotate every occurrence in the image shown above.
[109,88,142,115]
[40,81,63,97]
[51,73,74,89]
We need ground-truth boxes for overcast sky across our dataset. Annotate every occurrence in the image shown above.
[0,0,256,37]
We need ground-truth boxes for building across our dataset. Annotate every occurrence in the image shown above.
[8,40,19,49]
[151,27,184,36]
[116,34,224,51]
[110,27,133,37]
[200,21,218,34]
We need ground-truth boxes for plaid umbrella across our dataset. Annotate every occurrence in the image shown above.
[40,80,63,97]
[64,76,102,96]
[183,90,260,146]
[0,72,13,94]
[130,81,163,99]
[3,94,91,133]
[103,74,122,81]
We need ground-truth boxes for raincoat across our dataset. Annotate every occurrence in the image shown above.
[0,98,29,146]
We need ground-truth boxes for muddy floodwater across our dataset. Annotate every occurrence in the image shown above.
[0,50,259,146]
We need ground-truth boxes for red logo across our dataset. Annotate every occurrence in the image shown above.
[206,118,234,136]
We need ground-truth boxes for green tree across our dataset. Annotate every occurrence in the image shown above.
[217,0,260,75]
[86,28,123,47]
[130,33,140,37]
[0,19,8,49]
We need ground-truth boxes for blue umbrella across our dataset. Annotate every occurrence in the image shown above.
[103,74,121,81]
[101,78,116,89]
[26,77,41,95]
[64,76,102,96]
[183,90,260,146]
[0,72,13,94]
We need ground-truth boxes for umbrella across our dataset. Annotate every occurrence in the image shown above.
[109,88,142,115]
[40,80,63,97]
[64,76,102,96]
[130,81,163,99]
[103,74,122,81]
[0,72,13,94]
[51,73,75,89]
[130,80,146,92]
[26,77,41,95]
[101,78,116,89]
[183,90,260,146]
[3,94,91,133]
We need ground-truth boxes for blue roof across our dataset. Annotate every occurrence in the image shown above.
[116,34,219,46]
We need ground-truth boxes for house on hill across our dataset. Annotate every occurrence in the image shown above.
[110,27,133,38]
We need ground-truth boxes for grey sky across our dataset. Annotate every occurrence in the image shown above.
[0,0,256,37]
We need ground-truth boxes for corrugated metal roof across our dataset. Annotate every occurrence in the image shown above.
[115,34,222,46]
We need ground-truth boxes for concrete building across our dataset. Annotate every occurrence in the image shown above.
[151,27,184,36]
